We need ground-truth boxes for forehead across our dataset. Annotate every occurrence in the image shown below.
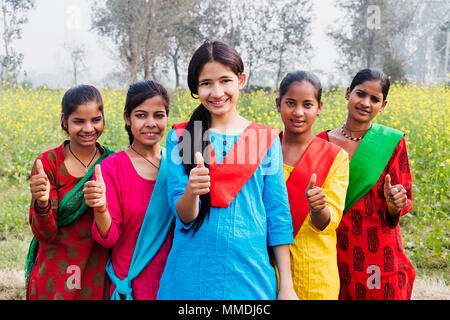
[199,61,237,80]
[68,101,102,118]
[283,81,318,100]
[133,95,167,112]
[353,80,383,97]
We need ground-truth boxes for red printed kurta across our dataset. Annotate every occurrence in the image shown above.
[27,142,110,300]
[334,137,415,300]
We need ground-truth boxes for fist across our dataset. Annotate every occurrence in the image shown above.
[383,174,407,212]
[83,164,107,210]
[30,159,51,207]
[305,174,326,213]
[188,152,210,196]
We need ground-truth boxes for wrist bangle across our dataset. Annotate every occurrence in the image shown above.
[35,200,51,213]
[95,205,108,214]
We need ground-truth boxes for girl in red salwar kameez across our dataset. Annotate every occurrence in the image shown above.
[26,85,114,300]
[318,69,415,300]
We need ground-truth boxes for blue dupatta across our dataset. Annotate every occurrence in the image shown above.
[106,147,173,300]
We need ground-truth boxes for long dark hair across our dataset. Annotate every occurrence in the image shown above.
[181,39,244,233]
[124,80,170,146]
[349,69,390,101]
[61,85,103,133]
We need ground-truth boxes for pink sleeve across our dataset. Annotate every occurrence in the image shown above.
[91,158,123,248]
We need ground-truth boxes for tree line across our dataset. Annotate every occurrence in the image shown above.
[0,0,448,88]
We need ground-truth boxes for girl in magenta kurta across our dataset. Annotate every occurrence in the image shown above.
[90,151,173,299]
[85,80,173,300]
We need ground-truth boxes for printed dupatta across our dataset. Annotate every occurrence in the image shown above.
[25,145,115,288]
[283,136,341,237]
[106,147,173,300]
[173,122,281,208]
[317,123,403,214]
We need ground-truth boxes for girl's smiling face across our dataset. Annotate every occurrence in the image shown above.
[125,95,168,148]
[64,100,104,148]
[277,81,322,135]
[346,79,387,123]
[197,61,246,119]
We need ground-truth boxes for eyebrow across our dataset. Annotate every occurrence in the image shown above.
[199,75,233,82]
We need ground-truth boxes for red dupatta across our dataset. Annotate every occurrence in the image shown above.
[283,135,341,237]
[173,122,280,208]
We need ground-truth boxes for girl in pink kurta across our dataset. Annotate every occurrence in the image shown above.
[84,80,173,300]
[90,151,173,299]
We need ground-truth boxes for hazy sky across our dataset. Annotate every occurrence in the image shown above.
[14,0,341,88]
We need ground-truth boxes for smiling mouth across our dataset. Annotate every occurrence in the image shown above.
[290,119,305,126]
[79,133,96,140]
[208,98,229,106]
[355,107,370,115]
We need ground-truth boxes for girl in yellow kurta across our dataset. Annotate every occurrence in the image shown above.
[276,71,349,299]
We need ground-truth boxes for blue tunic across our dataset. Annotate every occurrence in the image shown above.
[157,128,294,300]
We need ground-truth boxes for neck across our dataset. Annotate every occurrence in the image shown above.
[210,109,246,134]
[130,141,160,158]
[345,117,372,132]
[282,130,315,148]
[69,141,97,159]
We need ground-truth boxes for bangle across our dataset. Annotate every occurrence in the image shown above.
[95,205,108,214]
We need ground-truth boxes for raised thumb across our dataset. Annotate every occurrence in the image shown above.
[35,159,45,175]
[94,164,104,184]
[195,152,204,168]
[307,173,317,191]
[384,174,392,192]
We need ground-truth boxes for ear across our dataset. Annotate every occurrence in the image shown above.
[317,101,323,116]
[238,72,247,90]
[345,87,351,101]
[379,100,388,113]
[276,97,281,112]
[124,111,131,126]
[60,113,68,131]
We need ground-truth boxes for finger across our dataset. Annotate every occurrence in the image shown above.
[94,165,104,185]
[384,174,392,193]
[306,174,317,192]
[195,152,204,168]
[36,159,45,175]
[308,196,326,207]
[31,176,48,187]
[306,187,321,198]
[194,187,210,195]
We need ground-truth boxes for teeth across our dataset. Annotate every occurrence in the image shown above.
[210,100,227,104]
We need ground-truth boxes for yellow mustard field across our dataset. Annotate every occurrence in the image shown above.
[0,83,448,270]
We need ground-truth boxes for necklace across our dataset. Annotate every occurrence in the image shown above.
[130,145,160,169]
[340,123,366,141]
[69,143,98,172]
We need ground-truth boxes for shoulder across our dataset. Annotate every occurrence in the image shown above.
[99,150,128,173]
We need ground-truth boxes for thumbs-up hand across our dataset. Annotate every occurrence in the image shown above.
[187,152,210,196]
[30,159,51,208]
[305,174,326,214]
[83,164,107,211]
[383,174,407,214]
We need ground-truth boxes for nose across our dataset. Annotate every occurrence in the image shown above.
[292,106,304,117]
[82,121,94,132]
[210,82,224,98]
[146,117,157,127]
[360,95,371,107]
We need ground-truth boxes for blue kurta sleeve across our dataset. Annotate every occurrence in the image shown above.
[262,136,294,246]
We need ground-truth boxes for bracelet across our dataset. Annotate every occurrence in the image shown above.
[95,205,108,214]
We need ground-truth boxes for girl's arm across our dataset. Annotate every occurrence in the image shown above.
[273,244,298,300]
[29,156,58,243]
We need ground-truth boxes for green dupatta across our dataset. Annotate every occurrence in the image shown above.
[25,145,115,289]
[344,123,403,214]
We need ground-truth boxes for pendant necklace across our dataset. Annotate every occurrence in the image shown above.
[130,145,160,169]
[69,143,98,172]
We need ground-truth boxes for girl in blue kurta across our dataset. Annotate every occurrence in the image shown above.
[157,40,297,300]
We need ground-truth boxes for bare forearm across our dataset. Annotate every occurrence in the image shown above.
[176,185,200,224]
[273,244,294,291]
[94,208,111,238]
[311,207,331,231]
